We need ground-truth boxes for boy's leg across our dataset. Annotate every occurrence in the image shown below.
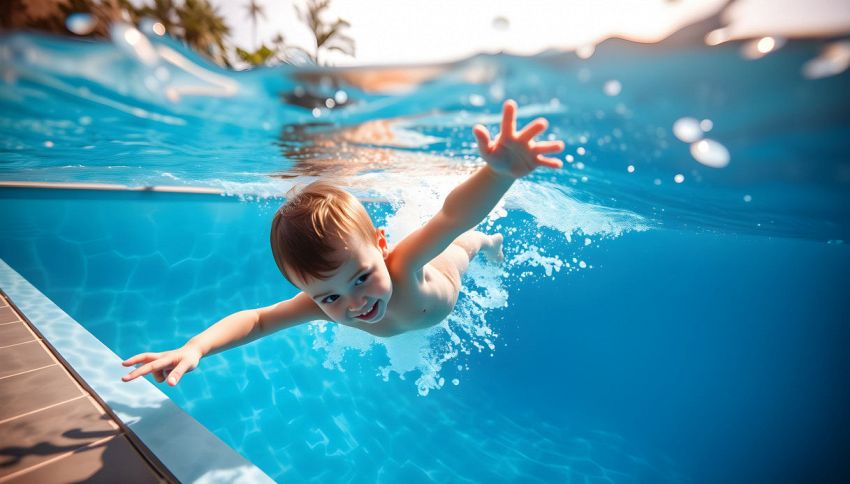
[452,231,503,265]
[434,231,503,286]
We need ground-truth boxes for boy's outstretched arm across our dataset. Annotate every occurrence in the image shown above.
[121,292,323,386]
[391,100,564,272]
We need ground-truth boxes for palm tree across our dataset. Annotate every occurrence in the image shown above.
[270,32,289,63]
[177,0,230,65]
[244,0,266,50]
[270,32,313,64]
[137,0,178,34]
[1,0,133,37]
[296,0,354,65]
[1,0,69,32]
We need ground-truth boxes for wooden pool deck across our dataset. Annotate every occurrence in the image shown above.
[0,291,173,483]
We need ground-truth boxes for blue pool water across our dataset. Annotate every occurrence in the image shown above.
[2,21,850,483]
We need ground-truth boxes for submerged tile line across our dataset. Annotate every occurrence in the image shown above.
[0,394,87,426]
[0,363,57,380]
[0,434,119,484]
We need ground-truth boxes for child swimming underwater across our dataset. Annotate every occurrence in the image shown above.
[122,100,564,386]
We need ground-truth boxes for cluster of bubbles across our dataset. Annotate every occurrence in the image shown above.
[672,117,730,169]
[706,28,850,79]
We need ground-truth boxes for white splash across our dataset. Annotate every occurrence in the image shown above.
[505,180,649,237]
[212,178,299,200]
[309,173,646,395]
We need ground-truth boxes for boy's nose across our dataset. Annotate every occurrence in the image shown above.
[349,298,369,312]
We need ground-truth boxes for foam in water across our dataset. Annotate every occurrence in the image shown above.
[310,173,646,395]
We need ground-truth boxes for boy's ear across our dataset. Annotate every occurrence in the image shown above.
[376,228,389,257]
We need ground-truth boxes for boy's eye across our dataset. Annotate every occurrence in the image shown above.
[355,273,371,286]
[321,295,339,304]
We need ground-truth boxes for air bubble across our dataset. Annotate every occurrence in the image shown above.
[603,80,622,96]
[673,117,702,143]
[690,139,730,168]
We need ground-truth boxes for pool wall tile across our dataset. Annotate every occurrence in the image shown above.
[0,259,273,484]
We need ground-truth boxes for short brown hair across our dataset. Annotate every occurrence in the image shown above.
[270,181,376,284]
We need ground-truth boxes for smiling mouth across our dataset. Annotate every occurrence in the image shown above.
[355,301,379,321]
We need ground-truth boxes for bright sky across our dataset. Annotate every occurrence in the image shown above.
[214,0,850,66]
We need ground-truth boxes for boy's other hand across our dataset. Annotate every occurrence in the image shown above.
[121,344,202,386]
[473,99,565,179]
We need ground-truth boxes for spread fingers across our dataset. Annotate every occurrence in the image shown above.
[535,155,564,169]
[501,100,517,138]
[122,352,159,366]
[473,124,493,154]
[531,140,564,154]
[518,118,548,143]
[122,356,175,382]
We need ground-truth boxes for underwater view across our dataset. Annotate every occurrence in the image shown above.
[1,5,850,483]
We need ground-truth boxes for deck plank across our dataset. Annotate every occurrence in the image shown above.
[0,290,173,482]
[0,396,119,478]
[0,323,35,348]
[0,366,84,421]
[2,435,164,484]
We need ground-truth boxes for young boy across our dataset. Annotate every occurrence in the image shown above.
[122,100,564,386]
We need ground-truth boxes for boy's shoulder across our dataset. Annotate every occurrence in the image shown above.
[385,243,423,282]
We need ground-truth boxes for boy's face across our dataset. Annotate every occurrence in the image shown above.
[296,229,392,325]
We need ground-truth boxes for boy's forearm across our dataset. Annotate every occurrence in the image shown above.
[185,309,262,357]
[442,165,514,232]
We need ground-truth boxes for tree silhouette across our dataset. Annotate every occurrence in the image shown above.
[296,0,355,65]
[0,0,360,69]
[137,0,178,34]
[177,0,230,65]
[244,0,266,50]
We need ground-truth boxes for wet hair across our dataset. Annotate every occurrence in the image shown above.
[270,181,376,284]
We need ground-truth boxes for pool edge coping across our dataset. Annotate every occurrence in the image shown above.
[0,181,226,194]
[0,259,274,484]
[0,181,392,203]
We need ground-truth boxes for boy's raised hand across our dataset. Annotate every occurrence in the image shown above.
[121,344,202,386]
[473,100,564,179]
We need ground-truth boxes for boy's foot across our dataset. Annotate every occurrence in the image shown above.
[482,233,504,263]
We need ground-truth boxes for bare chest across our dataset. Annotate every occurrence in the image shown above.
[379,264,459,335]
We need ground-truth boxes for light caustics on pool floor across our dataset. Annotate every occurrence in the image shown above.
[1,14,850,483]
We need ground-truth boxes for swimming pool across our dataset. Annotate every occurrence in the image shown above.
[1,23,849,483]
